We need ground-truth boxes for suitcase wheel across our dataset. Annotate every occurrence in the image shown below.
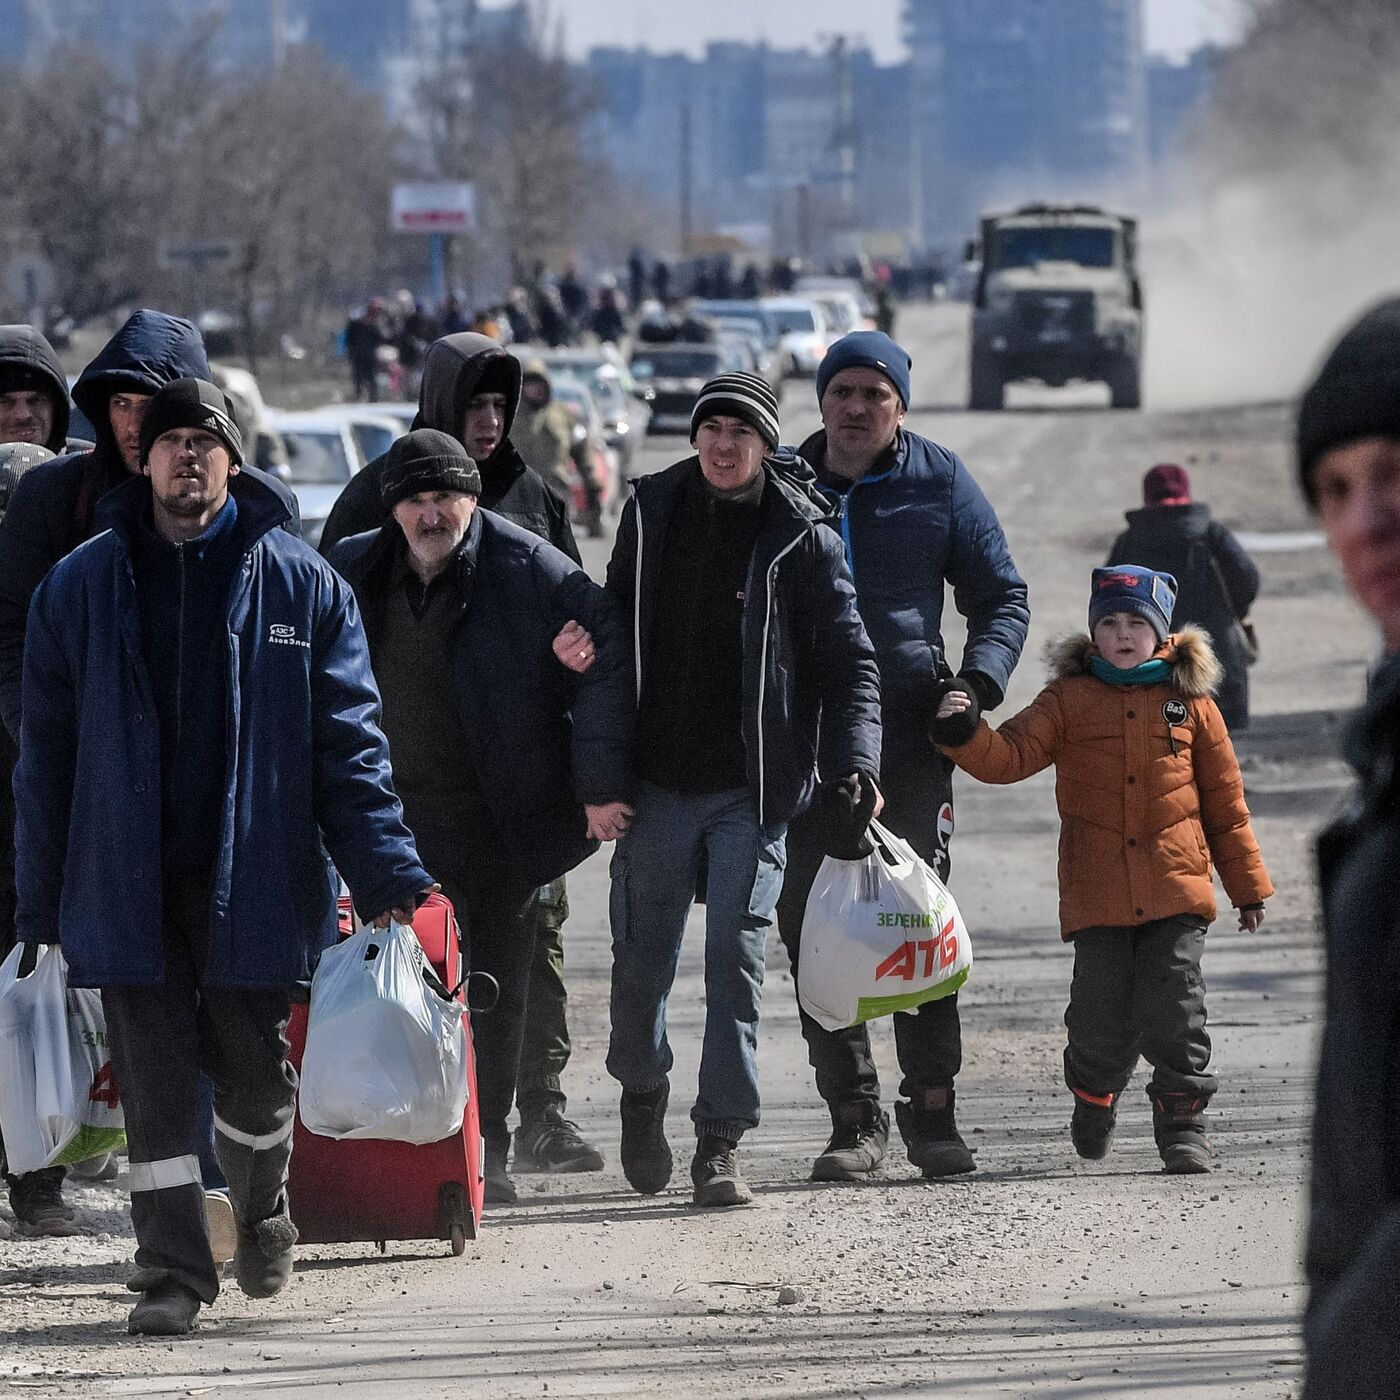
[450,1223,467,1257]
[375,1240,387,1255]
[437,1181,472,1258]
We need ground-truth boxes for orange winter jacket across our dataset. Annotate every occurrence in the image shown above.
[942,628,1272,938]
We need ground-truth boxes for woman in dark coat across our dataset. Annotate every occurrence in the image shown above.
[1107,463,1259,729]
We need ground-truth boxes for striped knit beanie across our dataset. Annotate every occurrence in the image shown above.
[690,372,780,450]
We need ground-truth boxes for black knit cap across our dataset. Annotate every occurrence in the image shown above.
[690,371,781,450]
[138,377,244,466]
[1297,297,1400,504]
[381,428,482,511]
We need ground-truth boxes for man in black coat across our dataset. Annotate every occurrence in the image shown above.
[328,430,633,1204]
[0,324,70,453]
[1294,296,1400,1399]
[1107,463,1260,730]
[602,373,881,1207]
[319,334,606,1177]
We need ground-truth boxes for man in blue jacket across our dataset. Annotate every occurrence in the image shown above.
[777,331,1029,1184]
[14,379,434,1336]
[329,429,633,1205]
[604,372,882,1207]
[0,310,298,1239]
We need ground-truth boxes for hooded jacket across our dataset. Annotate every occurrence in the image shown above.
[797,426,1028,718]
[941,628,1272,938]
[1107,502,1259,729]
[14,470,431,989]
[0,311,299,742]
[317,333,578,561]
[0,324,70,452]
[330,509,633,887]
[605,455,881,827]
[1304,653,1400,1397]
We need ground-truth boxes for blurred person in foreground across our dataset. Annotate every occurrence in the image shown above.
[1107,463,1260,730]
[14,378,433,1334]
[328,430,633,1203]
[1294,297,1400,1399]
[318,335,607,1177]
[778,331,1029,1184]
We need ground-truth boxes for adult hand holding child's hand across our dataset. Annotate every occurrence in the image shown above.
[927,678,981,748]
[1238,903,1266,933]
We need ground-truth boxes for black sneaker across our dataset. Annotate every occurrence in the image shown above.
[1149,1086,1212,1174]
[690,1135,753,1207]
[1070,1089,1118,1161]
[484,1136,518,1204]
[895,1089,976,1178]
[619,1082,672,1195]
[811,1101,890,1182]
[9,1167,80,1237]
[514,1114,605,1173]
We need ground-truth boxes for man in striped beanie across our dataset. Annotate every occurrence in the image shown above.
[600,370,881,1208]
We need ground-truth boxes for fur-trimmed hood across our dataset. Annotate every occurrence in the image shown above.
[1046,625,1222,698]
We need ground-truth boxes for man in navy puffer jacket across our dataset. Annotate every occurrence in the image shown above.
[14,380,433,1336]
[777,331,1030,1185]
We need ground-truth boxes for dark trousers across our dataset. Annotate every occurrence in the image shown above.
[102,876,296,1304]
[776,725,962,1107]
[409,812,540,1151]
[517,876,571,1124]
[1063,915,1215,1100]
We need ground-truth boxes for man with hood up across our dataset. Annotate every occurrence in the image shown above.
[0,310,298,1238]
[318,333,608,1177]
[0,324,71,455]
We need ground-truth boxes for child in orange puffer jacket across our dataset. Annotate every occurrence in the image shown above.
[931,565,1272,1173]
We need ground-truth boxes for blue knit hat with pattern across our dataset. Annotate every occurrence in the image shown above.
[1088,565,1177,643]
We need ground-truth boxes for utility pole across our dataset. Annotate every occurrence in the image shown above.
[679,101,694,257]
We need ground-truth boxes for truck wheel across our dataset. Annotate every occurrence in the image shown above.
[968,353,1003,411]
[1108,358,1141,410]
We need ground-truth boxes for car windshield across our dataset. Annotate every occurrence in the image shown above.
[993,226,1116,269]
[769,307,817,334]
[282,429,351,484]
[349,422,398,464]
[631,351,720,378]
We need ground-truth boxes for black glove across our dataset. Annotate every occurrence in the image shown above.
[817,771,879,860]
[927,676,982,748]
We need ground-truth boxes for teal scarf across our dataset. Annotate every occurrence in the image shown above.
[1089,655,1174,687]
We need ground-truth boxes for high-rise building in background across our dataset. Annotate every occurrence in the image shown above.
[905,0,1147,243]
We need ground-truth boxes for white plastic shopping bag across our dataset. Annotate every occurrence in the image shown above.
[298,922,468,1144]
[797,819,972,1032]
[0,943,126,1174]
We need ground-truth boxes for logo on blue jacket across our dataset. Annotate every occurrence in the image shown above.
[268,623,310,650]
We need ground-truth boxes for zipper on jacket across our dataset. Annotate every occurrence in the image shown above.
[632,505,645,702]
[756,533,805,822]
[174,543,185,764]
[816,460,898,584]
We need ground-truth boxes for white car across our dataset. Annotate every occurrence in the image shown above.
[307,405,406,469]
[264,408,382,549]
[760,297,831,378]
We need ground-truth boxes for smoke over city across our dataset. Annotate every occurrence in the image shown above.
[1145,0,1400,408]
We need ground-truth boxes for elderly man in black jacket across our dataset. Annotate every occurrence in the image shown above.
[1294,297,1400,1400]
[602,372,881,1208]
[329,430,633,1205]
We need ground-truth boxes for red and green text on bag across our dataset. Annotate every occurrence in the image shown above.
[797,819,973,1032]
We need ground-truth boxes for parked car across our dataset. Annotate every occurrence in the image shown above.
[706,318,785,400]
[265,408,371,548]
[309,404,406,467]
[628,342,747,435]
[759,296,832,378]
[688,301,786,360]
[550,375,622,528]
[794,275,877,325]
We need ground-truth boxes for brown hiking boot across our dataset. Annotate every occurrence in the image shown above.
[690,1135,753,1207]
[895,1088,975,1178]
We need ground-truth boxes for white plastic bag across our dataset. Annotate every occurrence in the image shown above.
[0,943,126,1173]
[797,819,973,1032]
[298,922,468,1144]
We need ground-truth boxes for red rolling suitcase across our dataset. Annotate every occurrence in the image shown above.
[285,892,485,1255]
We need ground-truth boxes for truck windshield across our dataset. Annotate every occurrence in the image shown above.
[993,227,1116,269]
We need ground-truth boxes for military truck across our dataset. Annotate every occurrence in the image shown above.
[967,203,1143,411]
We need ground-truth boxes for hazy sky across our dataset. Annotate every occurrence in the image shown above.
[498,0,1246,63]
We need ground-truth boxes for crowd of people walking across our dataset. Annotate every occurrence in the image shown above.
[0,289,1392,1397]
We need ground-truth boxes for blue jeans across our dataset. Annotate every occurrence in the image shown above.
[606,783,786,1141]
